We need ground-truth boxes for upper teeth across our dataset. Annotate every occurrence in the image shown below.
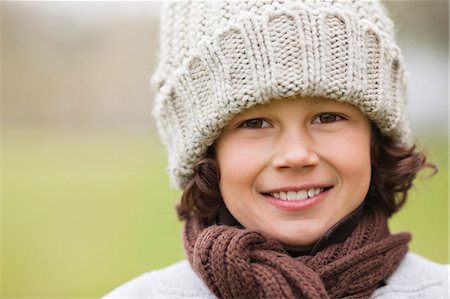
[271,188,323,200]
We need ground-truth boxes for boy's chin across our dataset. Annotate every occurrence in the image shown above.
[269,228,326,250]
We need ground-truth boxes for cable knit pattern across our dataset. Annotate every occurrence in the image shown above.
[152,0,411,188]
[183,207,411,299]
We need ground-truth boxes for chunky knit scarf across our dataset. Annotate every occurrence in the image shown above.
[183,206,410,299]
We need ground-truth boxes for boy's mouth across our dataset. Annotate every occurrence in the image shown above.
[262,187,331,201]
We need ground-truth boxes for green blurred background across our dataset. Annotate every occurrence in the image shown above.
[1,1,448,298]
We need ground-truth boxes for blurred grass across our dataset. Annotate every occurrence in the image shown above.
[388,129,449,264]
[2,128,183,298]
[1,127,448,298]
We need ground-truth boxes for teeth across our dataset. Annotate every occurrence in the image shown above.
[270,188,323,200]
[297,190,308,200]
[287,191,297,200]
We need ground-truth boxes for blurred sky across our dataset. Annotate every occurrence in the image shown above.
[1,1,449,134]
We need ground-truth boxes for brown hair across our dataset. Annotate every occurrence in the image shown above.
[177,124,436,223]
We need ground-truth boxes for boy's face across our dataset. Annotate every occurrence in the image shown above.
[215,97,372,248]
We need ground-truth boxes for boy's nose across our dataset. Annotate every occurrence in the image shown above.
[272,131,319,170]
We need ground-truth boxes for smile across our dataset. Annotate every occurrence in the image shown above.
[270,188,324,201]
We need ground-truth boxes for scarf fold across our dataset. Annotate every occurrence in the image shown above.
[183,206,410,299]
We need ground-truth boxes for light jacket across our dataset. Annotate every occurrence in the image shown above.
[104,252,449,298]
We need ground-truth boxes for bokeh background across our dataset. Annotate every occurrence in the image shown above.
[1,1,448,298]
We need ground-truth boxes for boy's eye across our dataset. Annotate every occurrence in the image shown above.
[312,113,344,124]
[240,118,271,128]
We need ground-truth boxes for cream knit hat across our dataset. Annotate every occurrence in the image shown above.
[152,0,411,189]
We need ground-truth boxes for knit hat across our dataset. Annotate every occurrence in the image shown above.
[152,0,411,189]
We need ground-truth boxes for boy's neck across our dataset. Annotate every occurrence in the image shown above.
[287,202,365,256]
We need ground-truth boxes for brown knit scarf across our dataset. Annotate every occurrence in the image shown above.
[183,206,411,299]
